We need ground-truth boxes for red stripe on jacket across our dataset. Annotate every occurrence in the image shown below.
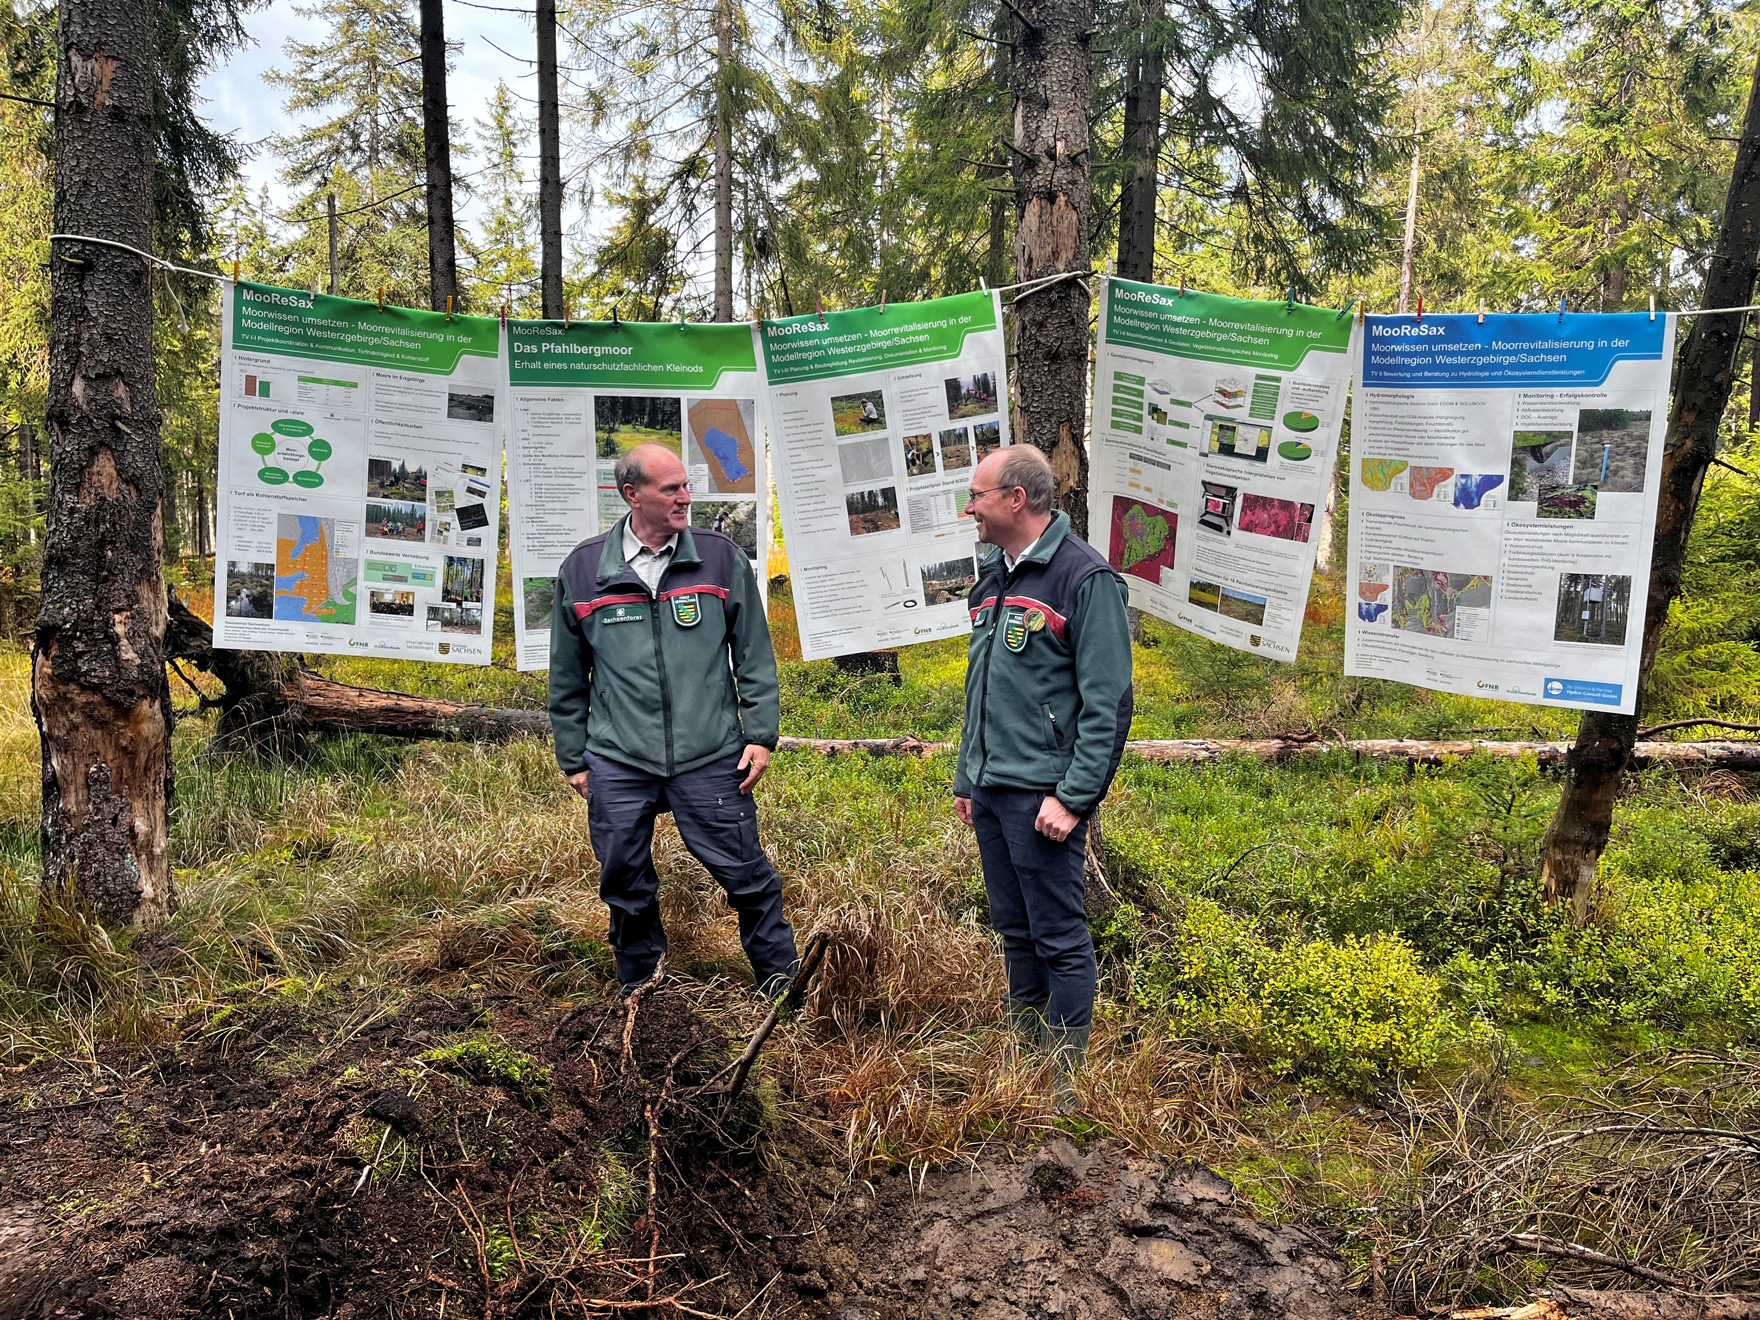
[574,593,649,619]
[660,584,730,601]
[969,594,997,622]
[1002,595,1068,640]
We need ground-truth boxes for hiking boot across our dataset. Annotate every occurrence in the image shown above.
[1038,1023,1091,1115]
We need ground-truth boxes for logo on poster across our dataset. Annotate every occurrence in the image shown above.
[1476,679,1499,690]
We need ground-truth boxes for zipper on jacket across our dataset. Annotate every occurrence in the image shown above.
[645,573,677,776]
[973,563,1010,784]
[1042,703,1060,755]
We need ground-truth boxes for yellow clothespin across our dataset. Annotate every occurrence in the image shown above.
[445,295,453,322]
[232,259,241,282]
[1357,299,1367,325]
[377,285,385,313]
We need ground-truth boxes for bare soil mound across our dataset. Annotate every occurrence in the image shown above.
[0,985,1378,1320]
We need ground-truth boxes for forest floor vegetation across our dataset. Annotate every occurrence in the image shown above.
[4,564,1760,1309]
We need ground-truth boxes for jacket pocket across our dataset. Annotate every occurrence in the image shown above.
[1041,703,1062,756]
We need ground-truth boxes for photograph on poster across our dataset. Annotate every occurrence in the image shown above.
[846,487,901,535]
[224,561,274,618]
[1238,493,1314,542]
[1509,429,1573,502]
[369,588,417,618]
[443,555,485,605]
[1189,578,1267,624]
[367,457,427,500]
[428,604,484,634]
[1555,572,1632,646]
[1198,482,1238,536]
[832,389,887,435]
[837,436,894,484]
[944,371,999,419]
[523,576,555,625]
[693,500,759,557]
[1571,409,1651,492]
[920,555,978,604]
[596,395,682,458]
[973,420,1002,459]
[1539,485,1598,520]
[939,427,972,471]
[365,499,426,542]
[447,391,496,423]
[903,432,936,477]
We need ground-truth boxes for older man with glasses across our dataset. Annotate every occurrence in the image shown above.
[549,442,798,1001]
[954,445,1134,1107]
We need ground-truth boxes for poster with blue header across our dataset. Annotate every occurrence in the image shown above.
[1343,310,1676,714]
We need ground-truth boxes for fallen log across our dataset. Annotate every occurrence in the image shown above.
[165,594,1760,771]
[1454,1291,1760,1320]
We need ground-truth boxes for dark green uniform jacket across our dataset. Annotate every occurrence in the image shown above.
[953,511,1134,816]
[549,516,780,779]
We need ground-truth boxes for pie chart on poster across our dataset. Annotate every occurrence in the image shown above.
[1278,441,1313,461]
[1283,410,1321,432]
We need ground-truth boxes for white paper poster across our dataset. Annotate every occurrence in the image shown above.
[757,291,1008,661]
[1087,279,1359,661]
[504,319,769,671]
[213,282,505,664]
[1344,311,1676,713]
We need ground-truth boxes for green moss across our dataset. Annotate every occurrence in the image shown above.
[421,1035,552,1107]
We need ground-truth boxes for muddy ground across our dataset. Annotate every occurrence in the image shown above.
[0,986,1381,1320]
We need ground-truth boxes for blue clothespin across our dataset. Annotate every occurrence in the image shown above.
[1558,295,1567,323]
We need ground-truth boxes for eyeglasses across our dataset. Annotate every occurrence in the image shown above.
[965,485,1012,503]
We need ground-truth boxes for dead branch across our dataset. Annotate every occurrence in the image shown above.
[619,958,667,1078]
[701,931,831,1104]
[1496,1234,1687,1289]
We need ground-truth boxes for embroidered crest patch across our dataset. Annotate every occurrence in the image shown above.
[603,603,647,624]
[1003,607,1029,652]
[671,593,702,627]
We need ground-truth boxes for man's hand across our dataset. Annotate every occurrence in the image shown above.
[566,768,590,801]
[1035,795,1080,842]
[737,744,771,793]
[955,795,973,828]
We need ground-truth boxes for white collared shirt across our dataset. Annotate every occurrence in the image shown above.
[622,519,679,595]
[1004,530,1045,574]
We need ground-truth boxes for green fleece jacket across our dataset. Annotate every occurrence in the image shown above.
[549,517,779,779]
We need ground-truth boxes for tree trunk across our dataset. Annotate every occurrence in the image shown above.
[36,0,174,926]
[712,0,734,322]
[536,0,564,320]
[1010,0,1094,536]
[419,0,459,312]
[1115,0,1161,285]
[1538,52,1760,920]
[1397,144,1420,313]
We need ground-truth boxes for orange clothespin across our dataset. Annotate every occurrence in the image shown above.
[445,295,453,322]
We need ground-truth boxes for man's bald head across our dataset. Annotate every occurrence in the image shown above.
[616,443,687,497]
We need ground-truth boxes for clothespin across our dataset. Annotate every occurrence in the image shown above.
[1179,274,1185,297]
[1478,298,1485,325]
[232,259,240,282]
[610,304,618,329]
[1415,295,1423,324]
[500,302,507,327]
[564,301,570,330]
[1335,297,1356,320]
[978,277,988,291]
[1649,292,1656,322]
[879,290,887,314]
[1357,299,1367,325]
[445,295,453,322]
[1285,286,1295,315]
[816,296,826,326]
[1559,295,1567,323]
[679,306,686,326]
[377,285,385,313]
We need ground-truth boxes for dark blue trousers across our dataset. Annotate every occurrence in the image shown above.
[584,749,799,990]
[970,786,1095,1029]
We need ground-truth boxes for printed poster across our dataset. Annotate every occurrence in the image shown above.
[1087,278,1357,661]
[1344,311,1676,713]
[505,319,768,671]
[213,281,505,663]
[758,291,1009,661]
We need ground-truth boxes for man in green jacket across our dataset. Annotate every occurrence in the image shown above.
[550,443,797,996]
[954,446,1134,1096]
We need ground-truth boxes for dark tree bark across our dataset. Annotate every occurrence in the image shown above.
[1538,53,1760,920]
[1115,0,1161,285]
[712,0,734,321]
[536,0,564,319]
[1010,0,1094,536]
[419,0,459,312]
[36,0,174,925]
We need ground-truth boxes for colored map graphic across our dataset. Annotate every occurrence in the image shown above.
[1409,466,1455,500]
[275,514,358,625]
[687,398,758,494]
[1108,496,1177,583]
[1361,459,1409,492]
[1452,474,1504,510]
[1390,566,1491,639]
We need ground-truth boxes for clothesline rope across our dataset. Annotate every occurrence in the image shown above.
[45,235,1760,321]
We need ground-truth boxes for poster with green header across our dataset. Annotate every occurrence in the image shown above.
[1089,278,1358,662]
[757,290,1008,661]
[504,318,768,671]
[213,282,506,664]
